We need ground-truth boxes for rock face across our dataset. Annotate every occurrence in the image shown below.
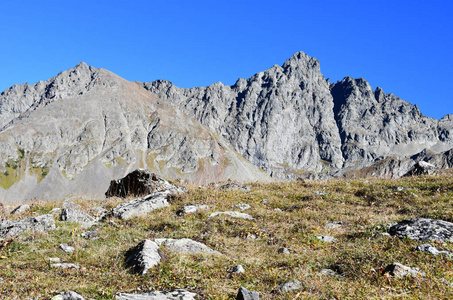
[1,52,453,202]
[0,214,55,240]
[144,52,344,180]
[389,218,453,242]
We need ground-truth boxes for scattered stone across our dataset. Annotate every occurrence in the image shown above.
[47,257,61,263]
[325,221,342,229]
[414,244,452,257]
[236,286,259,300]
[61,201,82,210]
[231,265,245,274]
[111,191,171,220]
[155,238,221,255]
[279,280,303,293]
[314,191,327,196]
[233,204,251,210]
[10,204,31,215]
[316,235,337,243]
[319,269,343,277]
[277,247,291,254]
[51,291,85,300]
[176,204,209,216]
[51,263,80,270]
[383,263,425,278]
[60,207,97,228]
[81,227,100,240]
[60,243,75,253]
[209,211,253,220]
[388,218,453,242]
[105,169,187,198]
[125,240,163,275]
[261,199,269,205]
[116,289,197,300]
[218,182,251,192]
[396,186,405,192]
[410,192,419,197]
[0,214,55,240]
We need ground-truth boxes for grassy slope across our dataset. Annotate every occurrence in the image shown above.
[1,175,453,299]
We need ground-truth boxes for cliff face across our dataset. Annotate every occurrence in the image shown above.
[144,52,344,179]
[0,51,452,202]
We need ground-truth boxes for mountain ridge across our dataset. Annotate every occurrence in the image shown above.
[0,51,452,202]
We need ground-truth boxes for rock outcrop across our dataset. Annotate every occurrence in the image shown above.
[389,218,453,242]
[0,214,55,240]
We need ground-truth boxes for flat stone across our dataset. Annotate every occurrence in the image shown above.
[155,238,221,255]
[60,243,75,253]
[51,291,85,300]
[176,204,209,215]
[116,289,197,300]
[47,257,61,263]
[60,207,97,228]
[233,204,251,210]
[209,211,253,220]
[10,204,31,215]
[112,191,171,220]
[236,286,259,300]
[319,269,343,277]
[414,244,452,257]
[389,218,453,242]
[325,222,342,229]
[316,235,337,243]
[279,280,303,293]
[51,263,80,270]
[125,240,162,275]
[0,214,55,240]
[383,263,425,278]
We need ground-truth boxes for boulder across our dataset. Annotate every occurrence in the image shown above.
[125,240,163,275]
[60,207,97,228]
[105,169,187,198]
[388,218,453,242]
[236,286,259,300]
[383,262,425,278]
[51,291,85,300]
[230,265,245,274]
[116,289,197,300]
[0,214,55,240]
[111,191,171,220]
[209,211,253,220]
[154,238,221,255]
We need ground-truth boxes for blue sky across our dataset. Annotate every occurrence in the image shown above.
[0,0,451,119]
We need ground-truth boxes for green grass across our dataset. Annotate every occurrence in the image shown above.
[1,175,453,299]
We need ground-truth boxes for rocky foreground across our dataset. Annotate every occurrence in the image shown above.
[0,170,453,299]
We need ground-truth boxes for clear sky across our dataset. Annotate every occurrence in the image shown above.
[0,0,451,119]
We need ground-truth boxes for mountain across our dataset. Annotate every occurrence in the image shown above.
[0,52,452,202]
[0,63,270,203]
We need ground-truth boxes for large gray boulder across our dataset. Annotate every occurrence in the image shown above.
[111,191,171,220]
[116,289,196,300]
[125,240,163,274]
[389,218,453,242]
[0,214,55,240]
[236,286,259,300]
[154,238,221,255]
[383,263,425,278]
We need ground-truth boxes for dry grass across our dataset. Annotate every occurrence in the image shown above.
[1,175,453,299]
